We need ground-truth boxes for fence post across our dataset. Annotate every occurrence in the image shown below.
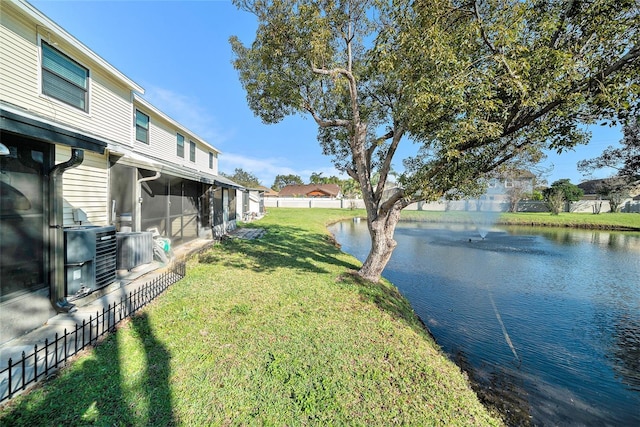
[33,345,37,383]
[44,339,49,378]
[54,333,59,367]
[7,357,12,398]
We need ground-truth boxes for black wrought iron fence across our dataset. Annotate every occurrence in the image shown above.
[0,261,186,403]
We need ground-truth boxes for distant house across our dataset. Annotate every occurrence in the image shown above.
[485,169,535,200]
[259,186,279,198]
[278,184,342,198]
[237,185,268,220]
[578,177,640,199]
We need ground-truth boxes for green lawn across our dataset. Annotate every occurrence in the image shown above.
[401,210,640,230]
[0,208,502,426]
[498,211,640,230]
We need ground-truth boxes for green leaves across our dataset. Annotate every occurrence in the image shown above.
[230,0,639,279]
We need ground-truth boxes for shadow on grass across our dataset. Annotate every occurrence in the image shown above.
[199,223,360,274]
[199,222,431,339]
[337,270,433,338]
[128,312,176,425]
[0,313,174,426]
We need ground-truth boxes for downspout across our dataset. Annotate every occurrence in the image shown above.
[49,148,84,312]
[136,171,161,232]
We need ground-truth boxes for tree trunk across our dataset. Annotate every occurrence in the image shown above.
[357,205,402,282]
[349,119,406,282]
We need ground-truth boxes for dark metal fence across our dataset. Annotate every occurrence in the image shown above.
[0,261,186,403]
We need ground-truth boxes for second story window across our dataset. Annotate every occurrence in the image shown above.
[209,152,214,169]
[41,41,89,111]
[177,133,184,157]
[189,141,196,162]
[135,110,149,144]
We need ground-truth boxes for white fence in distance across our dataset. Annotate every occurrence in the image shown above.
[264,197,640,213]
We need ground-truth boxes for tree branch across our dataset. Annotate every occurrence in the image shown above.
[379,187,406,213]
[473,0,497,54]
[473,0,527,96]
[548,0,575,49]
[375,125,404,203]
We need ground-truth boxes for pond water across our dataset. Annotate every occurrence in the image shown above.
[328,220,640,426]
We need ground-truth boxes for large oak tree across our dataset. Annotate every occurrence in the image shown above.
[230,0,639,282]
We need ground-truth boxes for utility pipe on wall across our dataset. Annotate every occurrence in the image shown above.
[49,148,84,312]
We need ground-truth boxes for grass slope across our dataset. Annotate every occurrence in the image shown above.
[0,208,501,426]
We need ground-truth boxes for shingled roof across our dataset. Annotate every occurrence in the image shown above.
[277,184,341,198]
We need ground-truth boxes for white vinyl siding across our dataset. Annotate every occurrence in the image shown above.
[132,101,219,174]
[56,146,109,226]
[137,116,180,161]
[0,5,134,146]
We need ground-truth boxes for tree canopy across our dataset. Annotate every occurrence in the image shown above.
[272,174,304,191]
[544,179,584,202]
[231,0,640,281]
[309,172,342,185]
[221,168,261,188]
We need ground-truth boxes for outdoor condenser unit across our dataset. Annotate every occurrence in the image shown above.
[116,231,153,271]
[64,225,117,296]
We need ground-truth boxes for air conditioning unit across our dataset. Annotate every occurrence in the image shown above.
[64,225,117,296]
[116,231,153,271]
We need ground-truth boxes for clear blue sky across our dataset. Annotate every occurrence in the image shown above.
[30,0,623,188]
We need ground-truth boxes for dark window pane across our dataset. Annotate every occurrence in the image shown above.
[136,111,149,143]
[177,134,184,157]
[135,126,148,143]
[42,43,87,88]
[43,70,87,110]
[41,42,88,111]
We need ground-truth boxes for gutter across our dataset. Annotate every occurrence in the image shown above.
[49,149,84,312]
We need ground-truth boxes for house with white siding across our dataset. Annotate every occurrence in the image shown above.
[0,0,241,344]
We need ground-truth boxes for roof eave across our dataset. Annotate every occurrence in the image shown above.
[13,0,144,94]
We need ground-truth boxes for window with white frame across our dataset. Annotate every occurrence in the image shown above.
[189,141,196,162]
[177,133,184,157]
[41,41,89,111]
[504,178,514,188]
[135,110,149,144]
[209,152,214,169]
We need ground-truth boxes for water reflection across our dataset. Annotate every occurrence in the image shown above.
[329,221,640,426]
[609,313,640,392]
[455,349,533,427]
